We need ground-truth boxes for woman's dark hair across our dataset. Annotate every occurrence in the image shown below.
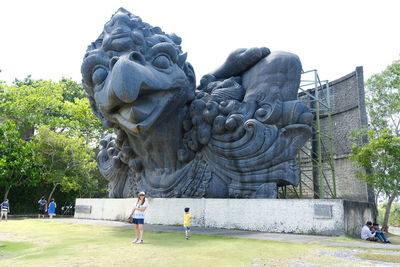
[51,199,55,202]
[136,194,146,205]
[184,207,190,212]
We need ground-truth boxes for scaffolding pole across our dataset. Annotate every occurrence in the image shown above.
[281,69,336,199]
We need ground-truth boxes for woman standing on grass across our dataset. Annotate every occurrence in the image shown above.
[48,199,56,219]
[130,192,148,244]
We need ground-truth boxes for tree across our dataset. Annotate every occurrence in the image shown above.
[59,77,87,102]
[366,59,400,135]
[32,126,98,202]
[0,121,40,200]
[351,58,400,231]
[350,130,400,231]
[0,80,65,138]
[62,97,104,144]
[13,75,37,87]
[0,79,103,140]
[0,77,106,210]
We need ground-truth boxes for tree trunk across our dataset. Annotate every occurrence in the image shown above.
[47,183,60,206]
[373,189,381,221]
[382,194,396,232]
[3,185,12,201]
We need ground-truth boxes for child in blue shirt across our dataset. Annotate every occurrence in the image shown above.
[1,199,10,222]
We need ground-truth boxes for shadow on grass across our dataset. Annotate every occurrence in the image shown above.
[0,240,37,260]
[0,240,36,252]
[387,233,400,245]
[326,234,360,243]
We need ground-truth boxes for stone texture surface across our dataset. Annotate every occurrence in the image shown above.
[75,198,375,235]
[81,8,313,199]
[298,68,371,202]
[327,68,371,202]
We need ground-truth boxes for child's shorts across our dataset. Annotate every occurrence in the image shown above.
[1,211,8,216]
[132,218,144,224]
[184,226,190,231]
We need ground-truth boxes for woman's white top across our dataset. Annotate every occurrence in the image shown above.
[133,201,149,219]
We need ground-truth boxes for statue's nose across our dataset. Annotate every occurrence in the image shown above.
[108,56,144,104]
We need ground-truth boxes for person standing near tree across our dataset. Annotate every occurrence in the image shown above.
[47,199,56,219]
[0,199,10,222]
[38,197,47,218]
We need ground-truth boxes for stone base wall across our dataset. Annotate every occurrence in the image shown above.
[344,200,376,234]
[75,198,375,236]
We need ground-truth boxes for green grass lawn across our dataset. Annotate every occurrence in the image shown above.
[0,220,397,267]
[355,252,400,263]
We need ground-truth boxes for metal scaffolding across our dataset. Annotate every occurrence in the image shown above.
[278,69,336,199]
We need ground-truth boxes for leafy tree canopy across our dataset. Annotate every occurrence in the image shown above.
[0,120,40,200]
[0,77,107,206]
[351,129,400,196]
[32,126,98,201]
[351,58,400,230]
[366,59,400,134]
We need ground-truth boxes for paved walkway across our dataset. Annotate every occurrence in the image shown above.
[41,218,400,249]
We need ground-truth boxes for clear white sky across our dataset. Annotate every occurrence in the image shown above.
[0,0,399,84]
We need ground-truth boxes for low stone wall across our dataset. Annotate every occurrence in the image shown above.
[343,200,376,235]
[75,198,375,236]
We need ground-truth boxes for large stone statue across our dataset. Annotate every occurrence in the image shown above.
[81,8,313,198]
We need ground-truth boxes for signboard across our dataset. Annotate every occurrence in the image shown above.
[75,205,92,214]
[314,204,333,218]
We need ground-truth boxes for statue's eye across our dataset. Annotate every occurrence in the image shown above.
[92,67,108,86]
[152,55,171,69]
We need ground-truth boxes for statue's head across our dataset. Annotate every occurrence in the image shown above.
[81,8,196,134]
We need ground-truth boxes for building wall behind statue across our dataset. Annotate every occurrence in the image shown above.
[297,67,372,202]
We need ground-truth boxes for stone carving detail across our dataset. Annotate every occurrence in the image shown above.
[81,8,313,198]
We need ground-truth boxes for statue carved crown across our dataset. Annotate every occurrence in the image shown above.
[81,8,313,198]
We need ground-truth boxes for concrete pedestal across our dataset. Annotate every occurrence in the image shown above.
[74,198,375,236]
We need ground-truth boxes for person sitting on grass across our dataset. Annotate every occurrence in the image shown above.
[183,207,196,240]
[361,221,378,241]
[0,199,10,222]
[372,223,391,244]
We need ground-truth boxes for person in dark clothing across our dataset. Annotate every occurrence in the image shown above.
[372,223,391,244]
[38,197,47,218]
